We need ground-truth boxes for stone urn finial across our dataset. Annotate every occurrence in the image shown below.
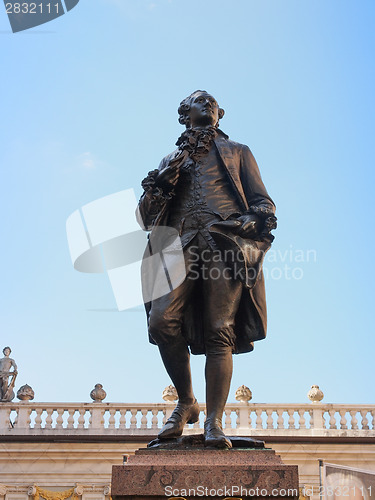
[17,384,34,401]
[235,385,252,402]
[90,384,107,403]
[307,384,324,403]
[162,385,178,402]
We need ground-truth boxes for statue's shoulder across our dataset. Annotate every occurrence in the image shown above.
[159,148,179,169]
[215,132,248,152]
[227,139,248,151]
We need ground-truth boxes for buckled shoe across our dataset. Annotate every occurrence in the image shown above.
[204,418,232,449]
[158,399,200,439]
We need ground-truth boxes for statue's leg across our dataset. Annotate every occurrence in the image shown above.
[204,346,233,448]
[159,337,195,405]
[148,247,200,439]
[203,251,243,448]
[0,377,7,400]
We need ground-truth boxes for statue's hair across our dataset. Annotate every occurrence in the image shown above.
[178,90,225,128]
[3,346,11,354]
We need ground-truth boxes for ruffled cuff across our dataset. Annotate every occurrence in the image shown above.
[247,205,277,241]
[141,169,175,202]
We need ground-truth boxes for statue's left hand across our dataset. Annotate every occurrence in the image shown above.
[236,214,260,238]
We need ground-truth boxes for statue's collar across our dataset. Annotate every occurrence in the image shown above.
[216,128,229,139]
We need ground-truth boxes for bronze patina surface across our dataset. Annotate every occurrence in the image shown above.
[137,91,277,449]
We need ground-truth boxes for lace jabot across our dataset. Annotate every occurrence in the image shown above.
[175,126,218,162]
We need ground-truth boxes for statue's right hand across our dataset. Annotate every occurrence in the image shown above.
[156,166,180,189]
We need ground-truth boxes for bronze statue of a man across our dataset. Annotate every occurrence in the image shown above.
[137,91,276,448]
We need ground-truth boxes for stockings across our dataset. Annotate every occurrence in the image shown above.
[159,338,233,422]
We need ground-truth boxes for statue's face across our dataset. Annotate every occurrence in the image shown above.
[188,92,220,128]
[3,348,10,357]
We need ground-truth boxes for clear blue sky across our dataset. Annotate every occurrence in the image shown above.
[1,0,374,405]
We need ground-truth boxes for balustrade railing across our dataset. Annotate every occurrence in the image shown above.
[0,402,373,437]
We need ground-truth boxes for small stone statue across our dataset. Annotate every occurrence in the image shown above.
[0,347,18,402]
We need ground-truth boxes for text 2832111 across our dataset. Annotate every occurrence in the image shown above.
[5,2,60,14]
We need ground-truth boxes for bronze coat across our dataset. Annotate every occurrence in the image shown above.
[137,133,276,354]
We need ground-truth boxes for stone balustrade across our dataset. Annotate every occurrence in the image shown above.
[0,402,373,438]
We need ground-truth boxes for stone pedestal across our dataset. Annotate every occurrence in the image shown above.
[112,446,299,500]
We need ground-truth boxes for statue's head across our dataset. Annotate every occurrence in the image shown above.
[178,90,225,129]
[3,347,11,356]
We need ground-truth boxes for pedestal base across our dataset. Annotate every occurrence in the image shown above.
[112,445,299,499]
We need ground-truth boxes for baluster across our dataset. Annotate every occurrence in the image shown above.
[88,409,93,428]
[339,410,347,430]
[130,409,137,429]
[299,409,306,429]
[77,409,85,429]
[371,410,375,430]
[308,409,313,429]
[108,408,116,429]
[224,409,232,429]
[328,410,336,429]
[45,408,53,429]
[26,407,32,428]
[235,408,240,429]
[276,409,284,429]
[34,408,43,429]
[151,409,158,430]
[119,409,126,429]
[255,409,263,429]
[109,408,116,429]
[349,410,358,430]
[266,409,273,429]
[360,410,369,430]
[140,409,148,429]
[288,410,295,429]
[56,408,64,429]
[100,407,106,430]
[67,409,75,429]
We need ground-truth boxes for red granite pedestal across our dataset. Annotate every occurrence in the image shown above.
[111,446,299,500]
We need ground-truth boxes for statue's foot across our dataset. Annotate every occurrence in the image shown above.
[158,399,200,440]
[204,418,232,449]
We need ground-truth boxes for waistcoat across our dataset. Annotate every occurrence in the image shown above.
[168,143,242,248]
